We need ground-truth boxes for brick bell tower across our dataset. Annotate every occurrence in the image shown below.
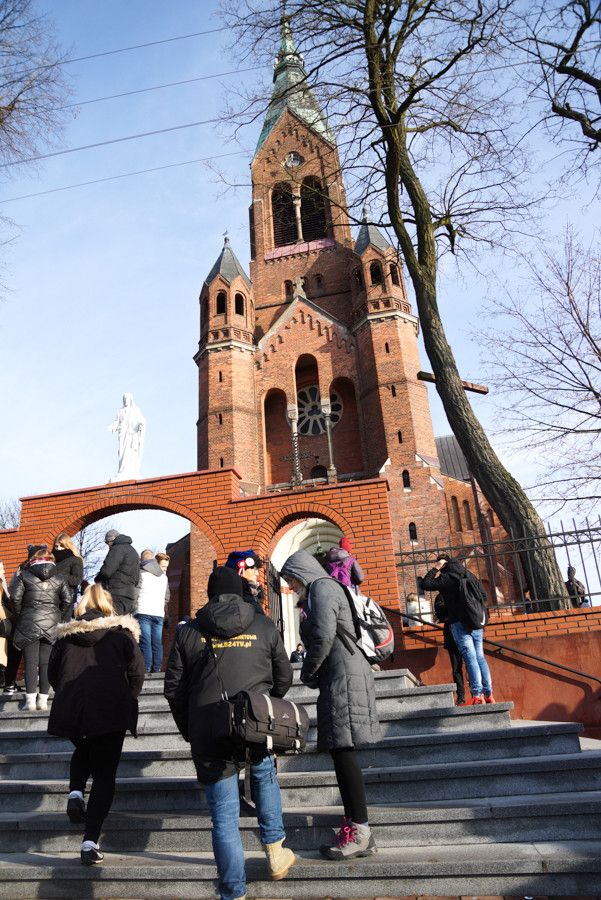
[195,19,452,551]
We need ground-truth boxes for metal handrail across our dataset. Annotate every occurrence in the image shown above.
[398,610,601,689]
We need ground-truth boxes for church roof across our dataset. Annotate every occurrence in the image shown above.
[435,434,471,482]
[204,236,251,288]
[354,208,393,256]
[255,18,336,155]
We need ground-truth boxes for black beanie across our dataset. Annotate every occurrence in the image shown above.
[207,565,244,600]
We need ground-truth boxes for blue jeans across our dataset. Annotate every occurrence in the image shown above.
[204,754,286,900]
[135,614,164,672]
[451,622,493,697]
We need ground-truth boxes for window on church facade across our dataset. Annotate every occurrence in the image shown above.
[391,384,396,397]
[235,293,245,316]
[402,469,411,489]
[285,280,293,300]
[385,342,390,353]
[301,176,329,241]
[311,464,328,479]
[370,261,383,285]
[390,263,400,285]
[272,182,297,247]
[463,500,474,530]
[314,273,323,291]
[398,430,403,443]
[409,522,418,542]
[216,291,226,315]
[451,496,462,531]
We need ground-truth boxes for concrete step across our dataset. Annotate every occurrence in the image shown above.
[2,792,600,854]
[0,842,599,897]
[0,722,583,781]
[0,682,458,726]
[0,703,514,755]
[2,751,600,813]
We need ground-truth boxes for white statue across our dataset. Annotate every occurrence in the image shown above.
[108,393,145,482]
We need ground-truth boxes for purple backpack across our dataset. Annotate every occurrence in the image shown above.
[326,555,355,587]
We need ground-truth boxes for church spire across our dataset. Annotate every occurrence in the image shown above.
[254,17,335,154]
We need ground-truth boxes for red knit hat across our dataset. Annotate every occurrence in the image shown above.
[339,536,353,553]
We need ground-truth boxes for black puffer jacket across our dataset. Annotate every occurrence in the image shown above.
[164,593,292,782]
[95,534,140,603]
[47,610,145,738]
[54,549,84,621]
[10,563,71,650]
[421,558,467,624]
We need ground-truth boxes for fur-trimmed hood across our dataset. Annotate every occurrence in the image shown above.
[56,614,140,645]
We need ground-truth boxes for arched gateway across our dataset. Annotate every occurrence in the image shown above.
[0,468,400,624]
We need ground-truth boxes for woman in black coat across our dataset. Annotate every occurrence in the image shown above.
[9,548,71,711]
[52,532,84,620]
[48,584,145,866]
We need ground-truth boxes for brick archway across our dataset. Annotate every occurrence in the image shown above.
[253,500,354,557]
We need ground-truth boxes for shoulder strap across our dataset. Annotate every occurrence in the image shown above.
[205,635,229,702]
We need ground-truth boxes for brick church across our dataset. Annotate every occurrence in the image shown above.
[191,18,498,575]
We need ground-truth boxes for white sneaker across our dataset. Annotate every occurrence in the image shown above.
[24,693,37,712]
[37,693,49,711]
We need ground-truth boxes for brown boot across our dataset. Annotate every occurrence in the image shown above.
[262,838,296,881]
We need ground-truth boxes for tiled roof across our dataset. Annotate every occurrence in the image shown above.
[204,237,251,288]
[255,19,335,155]
[354,209,392,255]
[435,434,471,482]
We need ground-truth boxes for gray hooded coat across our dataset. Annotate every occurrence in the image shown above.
[280,550,381,751]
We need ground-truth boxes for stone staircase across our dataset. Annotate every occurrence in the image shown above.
[0,668,600,898]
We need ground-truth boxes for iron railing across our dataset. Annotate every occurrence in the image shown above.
[397,519,601,615]
[399,610,601,690]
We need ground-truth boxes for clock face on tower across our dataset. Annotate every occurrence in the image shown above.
[284,151,304,168]
[296,385,343,436]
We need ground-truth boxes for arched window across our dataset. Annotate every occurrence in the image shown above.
[390,263,400,286]
[370,260,383,285]
[218,413,223,426]
[301,176,329,241]
[463,500,474,530]
[451,496,462,531]
[234,293,245,316]
[409,522,418,542]
[311,464,327,479]
[284,279,293,300]
[272,182,297,247]
[385,342,390,354]
[353,268,364,290]
[216,291,226,315]
[219,370,223,383]
[402,469,411,489]
[391,384,397,397]
[397,430,403,444]
[314,273,323,291]
[220,457,224,468]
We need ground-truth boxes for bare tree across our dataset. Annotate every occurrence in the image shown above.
[0,497,20,529]
[524,0,601,173]
[222,0,567,605]
[484,228,601,513]
[0,0,70,168]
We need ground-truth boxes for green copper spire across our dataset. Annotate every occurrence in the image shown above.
[254,17,335,155]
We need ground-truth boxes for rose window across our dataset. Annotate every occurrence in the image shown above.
[296,386,343,436]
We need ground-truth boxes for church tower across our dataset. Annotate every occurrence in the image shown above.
[195,19,453,551]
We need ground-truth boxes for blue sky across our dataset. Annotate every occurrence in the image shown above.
[0,1,596,558]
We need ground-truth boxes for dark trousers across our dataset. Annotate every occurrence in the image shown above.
[23,639,52,694]
[112,595,135,616]
[4,641,22,687]
[330,747,368,824]
[446,632,465,703]
[69,731,126,843]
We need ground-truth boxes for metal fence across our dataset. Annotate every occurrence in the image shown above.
[396,518,601,618]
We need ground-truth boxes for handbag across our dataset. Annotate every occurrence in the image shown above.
[206,637,309,754]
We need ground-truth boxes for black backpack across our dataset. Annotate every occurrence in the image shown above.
[450,570,489,631]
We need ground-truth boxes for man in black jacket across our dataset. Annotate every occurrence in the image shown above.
[421,555,495,705]
[94,531,140,615]
[164,566,295,900]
